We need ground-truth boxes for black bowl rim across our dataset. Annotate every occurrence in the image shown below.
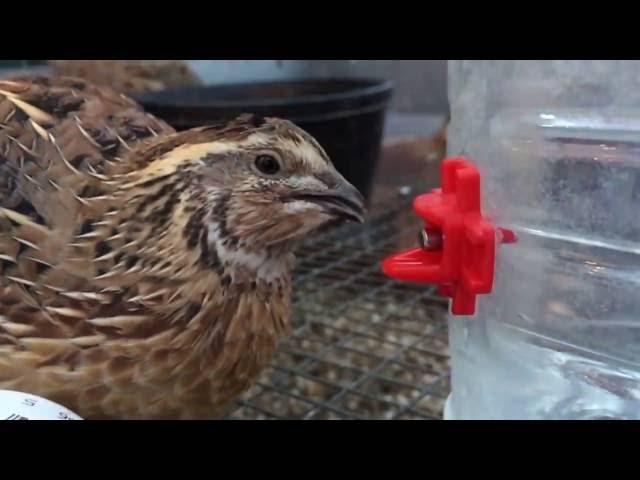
[132,77,394,110]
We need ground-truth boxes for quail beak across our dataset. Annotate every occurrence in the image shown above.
[288,180,366,223]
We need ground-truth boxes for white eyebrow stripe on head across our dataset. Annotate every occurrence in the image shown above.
[121,141,241,188]
[235,127,331,168]
[277,137,329,169]
[239,132,272,149]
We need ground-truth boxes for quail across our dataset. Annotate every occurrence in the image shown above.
[0,75,364,419]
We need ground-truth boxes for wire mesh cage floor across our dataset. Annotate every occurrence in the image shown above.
[223,190,451,420]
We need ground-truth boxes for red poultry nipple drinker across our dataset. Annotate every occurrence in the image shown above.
[382,157,516,316]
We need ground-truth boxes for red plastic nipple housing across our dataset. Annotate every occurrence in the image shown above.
[382,157,516,316]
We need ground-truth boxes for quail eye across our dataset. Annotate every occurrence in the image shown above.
[255,155,280,175]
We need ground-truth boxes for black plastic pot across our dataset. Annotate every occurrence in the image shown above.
[132,78,394,202]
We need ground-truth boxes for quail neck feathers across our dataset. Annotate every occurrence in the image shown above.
[0,75,365,419]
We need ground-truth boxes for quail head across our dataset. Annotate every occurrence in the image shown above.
[0,75,365,419]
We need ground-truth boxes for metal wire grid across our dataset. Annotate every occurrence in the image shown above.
[224,191,451,420]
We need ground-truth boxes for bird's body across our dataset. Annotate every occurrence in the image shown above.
[0,76,364,419]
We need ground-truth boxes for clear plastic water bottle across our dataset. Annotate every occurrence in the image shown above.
[441,60,640,419]
[385,61,640,419]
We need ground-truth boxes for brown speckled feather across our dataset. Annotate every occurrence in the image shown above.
[0,76,299,419]
[48,60,202,94]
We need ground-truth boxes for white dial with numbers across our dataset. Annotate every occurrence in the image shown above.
[0,390,82,420]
